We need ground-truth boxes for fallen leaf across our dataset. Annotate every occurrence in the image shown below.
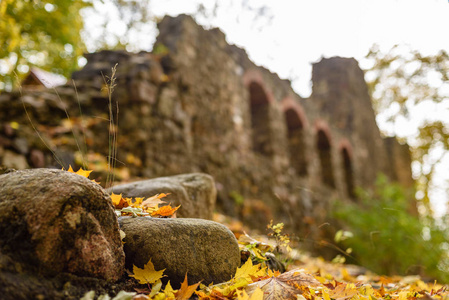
[244,269,321,300]
[134,197,145,206]
[239,232,272,252]
[121,207,149,217]
[196,289,229,300]
[142,193,170,208]
[175,274,200,300]
[149,279,163,298]
[66,165,92,178]
[162,281,177,298]
[111,193,123,206]
[76,168,93,178]
[151,205,181,218]
[129,259,166,285]
[328,283,358,300]
[235,259,266,282]
[237,287,264,300]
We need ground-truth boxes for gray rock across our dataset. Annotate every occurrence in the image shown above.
[109,173,216,220]
[1,149,29,169]
[29,149,45,168]
[0,168,125,281]
[12,137,29,155]
[119,216,240,287]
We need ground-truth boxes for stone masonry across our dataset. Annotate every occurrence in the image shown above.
[0,15,414,249]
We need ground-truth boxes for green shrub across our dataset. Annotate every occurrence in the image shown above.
[333,174,449,283]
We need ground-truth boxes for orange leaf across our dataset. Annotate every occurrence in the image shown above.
[65,165,93,179]
[175,274,200,300]
[75,168,93,178]
[151,205,180,218]
[110,193,129,209]
[110,192,123,206]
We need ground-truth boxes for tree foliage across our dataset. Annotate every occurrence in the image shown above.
[0,0,90,91]
[364,45,449,215]
[333,175,449,283]
[0,0,273,91]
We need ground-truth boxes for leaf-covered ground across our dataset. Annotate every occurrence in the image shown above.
[87,213,449,300]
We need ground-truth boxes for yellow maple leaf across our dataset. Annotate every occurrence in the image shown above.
[134,197,145,206]
[124,197,135,207]
[237,288,264,300]
[76,168,92,178]
[110,192,123,206]
[267,268,281,278]
[65,165,93,179]
[129,259,166,285]
[328,283,358,300]
[162,281,177,298]
[235,259,266,282]
[151,205,181,218]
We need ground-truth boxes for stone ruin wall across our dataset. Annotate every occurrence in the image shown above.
[0,15,414,248]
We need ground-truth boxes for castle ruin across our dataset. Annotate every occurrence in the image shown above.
[0,15,414,246]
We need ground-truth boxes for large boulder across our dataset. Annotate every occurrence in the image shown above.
[119,216,240,287]
[109,173,216,219]
[0,168,125,281]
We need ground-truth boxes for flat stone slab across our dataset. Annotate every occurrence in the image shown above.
[109,173,216,220]
[119,216,240,287]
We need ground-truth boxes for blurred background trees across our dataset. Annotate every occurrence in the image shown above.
[334,175,449,282]
[0,0,270,91]
[364,46,449,217]
[0,0,155,90]
[0,0,88,90]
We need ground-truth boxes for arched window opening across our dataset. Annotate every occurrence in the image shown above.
[285,109,307,176]
[249,82,271,156]
[342,147,355,199]
[317,130,335,188]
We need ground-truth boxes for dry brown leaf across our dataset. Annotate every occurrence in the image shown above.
[244,269,321,300]
[238,232,272,252]
[328,283,358,300]
[141,193,170,208]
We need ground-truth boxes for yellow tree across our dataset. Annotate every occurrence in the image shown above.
[0,0,90,91]
[364,44,449,216]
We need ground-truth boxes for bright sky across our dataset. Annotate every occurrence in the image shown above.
[148,0,449,97]
[84,0,449,214]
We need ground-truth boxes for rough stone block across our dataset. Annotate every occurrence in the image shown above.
[0,169,125,281]
[109,173,216,220]
[119,216,240,287]
[129,80,157,103]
